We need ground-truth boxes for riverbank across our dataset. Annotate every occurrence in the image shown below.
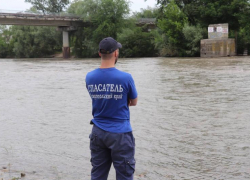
[0,167,26,180]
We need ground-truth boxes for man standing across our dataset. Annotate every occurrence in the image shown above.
[85,37,138,180]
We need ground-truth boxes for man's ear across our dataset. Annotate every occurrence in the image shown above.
[98,52,102,57]
[114,50,118,57]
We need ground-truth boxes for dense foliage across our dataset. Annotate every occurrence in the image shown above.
[118,27,158,57]
[11,26,62,58]
[0,25,61,58]
[1,0,250,58]
[155,0,250,55]
[157,1,188,56]
[0,26,11,58]
[24,0,69,14]
[68,0,130,57]
[133,7,160,19]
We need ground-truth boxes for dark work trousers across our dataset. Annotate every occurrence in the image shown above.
[89,125,135,180]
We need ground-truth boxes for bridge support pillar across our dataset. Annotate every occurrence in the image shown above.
[63,31,70,58]
[58,26,77,58]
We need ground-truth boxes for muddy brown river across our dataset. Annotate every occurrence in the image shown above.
[0,57,250,180]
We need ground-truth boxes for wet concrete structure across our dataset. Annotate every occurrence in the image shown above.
[201,23,236,57]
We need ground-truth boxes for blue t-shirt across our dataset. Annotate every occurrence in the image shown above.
[85,67,137,133]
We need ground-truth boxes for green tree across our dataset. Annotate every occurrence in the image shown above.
[118,26,158,57]
[68,0,130,57]
[155,0,250,30]
[133,7,160,18]
[156,0,188,56]
[155,0,200,24]
[151,0,250,56]
[25,0,69,14]
[10,26,61,58]
[0,34,8,58]
[0,26,13,58]
[182,24,207,56]
[197,0,249,30]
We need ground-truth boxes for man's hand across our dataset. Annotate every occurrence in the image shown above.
[128,98,138,106]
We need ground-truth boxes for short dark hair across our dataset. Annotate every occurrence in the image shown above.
[100,51,115,60]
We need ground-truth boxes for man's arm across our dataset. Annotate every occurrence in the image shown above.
[128,98,138,106]
[127,74,137,106]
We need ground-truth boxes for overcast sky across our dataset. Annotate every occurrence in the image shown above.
[0,0,157,13]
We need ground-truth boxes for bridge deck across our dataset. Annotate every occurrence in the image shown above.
[0,12,156,28]
[0,12,86,27]
[0,12,81,20]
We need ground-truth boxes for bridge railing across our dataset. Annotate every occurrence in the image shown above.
[0,9,81,19]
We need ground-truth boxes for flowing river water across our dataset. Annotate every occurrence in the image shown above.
[0,57,250,180]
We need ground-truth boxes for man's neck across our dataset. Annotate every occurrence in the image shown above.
[100,59,115,69]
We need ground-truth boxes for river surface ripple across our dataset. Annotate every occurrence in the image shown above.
[0,57,250,180]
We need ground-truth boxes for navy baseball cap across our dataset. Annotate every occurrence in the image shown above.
[99,37,122,54]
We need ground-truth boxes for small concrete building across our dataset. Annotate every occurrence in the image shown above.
[200,23,236,57]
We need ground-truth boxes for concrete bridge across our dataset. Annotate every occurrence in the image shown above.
[0,10,90,58]
[0,10,156,58]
